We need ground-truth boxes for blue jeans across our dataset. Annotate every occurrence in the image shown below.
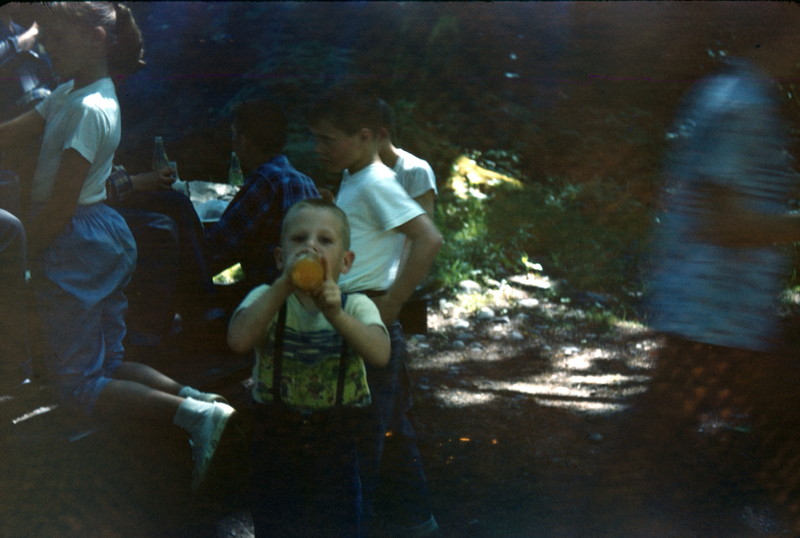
[114,206,179,343]
[359,320,433,527]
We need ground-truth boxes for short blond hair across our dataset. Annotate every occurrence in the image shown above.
[282,199,351,250]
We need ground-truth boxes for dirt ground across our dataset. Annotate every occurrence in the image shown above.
[2,276,798,537]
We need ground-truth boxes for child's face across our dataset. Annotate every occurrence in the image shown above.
[276,207,353,283]
[310,119,373,174]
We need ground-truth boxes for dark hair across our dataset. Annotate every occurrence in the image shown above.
[232,100,288,155]
[283,198,351,250]
[377,98,396,140]
[38,2,145,76]
[307,86,383,136]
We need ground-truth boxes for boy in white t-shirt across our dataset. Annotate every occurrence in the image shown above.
[377,99,438,219]
[308,87,442,535]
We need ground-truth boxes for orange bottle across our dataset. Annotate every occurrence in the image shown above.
[291,254,324,292]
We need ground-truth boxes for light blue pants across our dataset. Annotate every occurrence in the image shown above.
[34,203,137,414]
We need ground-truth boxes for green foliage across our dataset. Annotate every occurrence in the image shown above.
[430,153,533,293]
[432,161,654,309]
[491,176,651,297]
[432,191,527,292]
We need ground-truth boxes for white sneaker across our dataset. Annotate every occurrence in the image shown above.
[189,401,236,493]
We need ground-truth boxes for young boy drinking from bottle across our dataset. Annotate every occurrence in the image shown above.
[227,198,390,537]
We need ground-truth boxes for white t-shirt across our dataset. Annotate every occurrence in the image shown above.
[393,148,437,199]
[33,78,120,205]
[336,162,424,292]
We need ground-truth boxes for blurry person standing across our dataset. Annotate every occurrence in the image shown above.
[642,5,800,529]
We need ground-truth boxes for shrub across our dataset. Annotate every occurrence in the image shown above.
[431,152,654,311]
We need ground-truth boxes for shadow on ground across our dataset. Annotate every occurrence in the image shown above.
[1,280,798,537]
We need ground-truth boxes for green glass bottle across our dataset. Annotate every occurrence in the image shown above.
[228,151,244,187]
[152,136,169,172]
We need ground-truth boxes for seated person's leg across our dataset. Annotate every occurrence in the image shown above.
[37,282,117,412]
[117,190,218,328]
[0,209,29,387]
[114,207,179,346]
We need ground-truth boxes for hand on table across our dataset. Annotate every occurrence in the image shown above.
[131,166,176,192]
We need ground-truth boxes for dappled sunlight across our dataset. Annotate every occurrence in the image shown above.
[424,357,648,412]
[537,399,628,414]
[568,373,650,387]
[481,379,594,399]
[432,388,499,408]
[448,154,523,200]
[556,346,611,371]
[477,368,649,415]
[413,310,657,415]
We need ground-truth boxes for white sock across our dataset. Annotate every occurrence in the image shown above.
[178,386,204,400]
[178,385,227,403]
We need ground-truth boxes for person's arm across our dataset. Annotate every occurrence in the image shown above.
[314,270,390,368]
[227,277,292,354]
[130,166,175,192]
[106,164,176,205]
[29,148,87,255]
[0,22,36,67]
[374,213,443,325]
[695,182,800,247]
[414,190,435,219]
[206,174,276,276]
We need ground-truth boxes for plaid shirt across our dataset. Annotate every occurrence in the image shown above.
[205,154,319,285]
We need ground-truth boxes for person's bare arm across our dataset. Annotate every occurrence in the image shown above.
[329,311,389,368]
[373,213,443,325]
[314,273,390,368]
[29,148,88,255]
[130,166,175,191]
[414,190,435,220]
[227,276,292,353]
[695,182,800,247]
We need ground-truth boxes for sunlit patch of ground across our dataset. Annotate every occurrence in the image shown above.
[413,274,657,415]
[406,276,795,537]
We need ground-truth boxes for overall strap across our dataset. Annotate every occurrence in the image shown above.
[271,302,288,405]
[335,293,350,408]
[271,294,350,409]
